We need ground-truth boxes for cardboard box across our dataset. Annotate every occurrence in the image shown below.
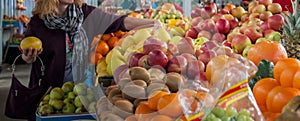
[36,113,97,121]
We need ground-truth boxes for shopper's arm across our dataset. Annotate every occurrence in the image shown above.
[123,17,162,30]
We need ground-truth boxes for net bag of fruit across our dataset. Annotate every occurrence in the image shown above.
[178,49,264,121]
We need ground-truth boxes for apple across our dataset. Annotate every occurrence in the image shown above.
[197,49,217,65]
[197,30,212,40]
[194,71,207,82]
[267,3,282,14]
[231,34,252,54]
[227,31,242,42]
[248,18,264,26]
[241,13,250,22]
[191,17,204,27]
[147,49,169,68]
[113,64,129,84]
[231,6,246,19]
[143,36,168,54]
[167,55,188,74]
[198,19,217,33]
[252,5,266,14]
[213,46,234,57]
[249,13,260,20]
[222,41,232,48]
[268,14,284,31]
[205,2,218,12]
[260,21,270,31]
[259,11,273,21]
[242,44,254,57]
[215,19,230,34]
[266,31,282,42]
[211,13,224,23]
[220,9,230,14]
[200,41,219,52]
[229,19,238,29]
[194,37,209,49]
[138,55,149,68]
[167,43,179,55]
[128,52,145,67]
[263,29,275,37]
[259,0,272,7]
[248,1,259,13]
[200,6,216,19]
[178,37,195,54]
[185,27,199,39]
[211,33,226,43]
[186,60,205,79]
[223,3,236,12]
[244,26,263,43]
[223,14,235,21]
[191,7,202,18]
[255,38,268,44]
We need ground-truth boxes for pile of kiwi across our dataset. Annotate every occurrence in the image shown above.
[96,66,185,121]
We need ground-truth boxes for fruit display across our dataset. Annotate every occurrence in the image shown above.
[202,107,254,121]
[37,82,96,116]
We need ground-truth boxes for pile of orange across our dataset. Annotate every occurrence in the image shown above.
[253,58,300,121]
[90,30,126,64]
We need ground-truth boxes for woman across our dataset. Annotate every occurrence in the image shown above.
[21,0,161,120]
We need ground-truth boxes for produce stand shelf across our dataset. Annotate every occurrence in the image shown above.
[36,113,96,121]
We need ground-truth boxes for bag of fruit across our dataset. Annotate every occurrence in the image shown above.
[178,52,264,121]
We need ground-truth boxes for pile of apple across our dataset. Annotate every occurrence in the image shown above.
[186,0,284,57]
[38,82,96,116]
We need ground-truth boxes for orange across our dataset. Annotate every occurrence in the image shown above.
[247,40,288,66]
[96,41,110,56]
[293,69,300,89]
[253,78,279,105]
[101,33,112,41]
[20,36,42,50]
[157,93,183,118]
[107,36,119,49]
[263,112,281,121]
[148,91,169,110]
[274,58,300,83]
[150,115,174,121]
[266,86,300,113]
[258,104,268,113]
[135,102,157,121]
[177,115,188,121]
[90,52,103,64]
[280,67,300,87]
[114,30,125,38]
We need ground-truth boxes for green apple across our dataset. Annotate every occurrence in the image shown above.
[49,87,64,100]
[194,37,209,49]
[50,100,64,110]
[62,82,74,93]
[39,100,48,107]
[255,38,268,44]
[42,94,50,101]
[74,96,89,108]
[67,92,76,99]
[88,102,96,113]
[38,104,54,116]
[62,103,76,114]
[266,31,281,42]
[242,44,254,57]
[73,85,87,96]
[63,98,73,104]
[75,107,83,113]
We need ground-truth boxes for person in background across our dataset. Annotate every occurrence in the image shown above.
[21,0,161,120]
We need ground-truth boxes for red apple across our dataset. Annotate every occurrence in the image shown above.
[128,52,145,67]
[198,19,217,33]
[249,13,260,20]
[197,49,217,65]
[244,26,263,43]
[260,21,269,31]
[259,11,273,21]
[201,41,219,52]
[223,14,235,21]
[248,1,259,13]
[211,13,225,23]
[185,27,199,39]
[194,71,207,82]
[113,64,129,84]
[223,3,236,12]
[222,41,232,48]
[215,19,230,34]
[197,30,212,40]
[178,37,195,54]
[191,7,202,18]
[205,2,218,12]
[143,36,168,54]
[229,19,238,29]
[186,60,205,79]
[252,4,266,14]
[267,3,282,14]
[259,0,272,7]
[231,34,252,54]
[200,6,216,19]
[138,55,149,68]
[268,14,284,31]
[167,43,179,55]
[181,53,197,62]
[147,49,169,68]
[220,9,230,14]
[231,6,246,19]
[263,29,275,37]
[241,13,250,22]
[227,31,242,42]
[191,17,204,27]
[211,33,226,43]
[167,55,188,74]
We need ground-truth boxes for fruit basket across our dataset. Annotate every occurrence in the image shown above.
[36,113,96,121]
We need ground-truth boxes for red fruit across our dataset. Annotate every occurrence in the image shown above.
[211,33,226,43]
[167,55,188,74]
[128,52,145,67]
[147,49,169,68]
[197,30,212,40]
[260,21,269,31]
[167,43,179,55]
[268,14,284,31]
[198,19,217,33]
[244,26,263,43]
[229,19,238,29]
[191,17,204,27]
[198,50,217,65]
[178,37,195,54]
[143,36,168,54]
[185,27,199,39]
[191,7,202,18]
[181,53,197,62]
[215,19,230,34]
[186,60,205,79]
[264,29,275,37]
[113,64,129,84]
[200,6,216,19]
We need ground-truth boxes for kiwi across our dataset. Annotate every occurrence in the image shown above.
[149,78,166,84]
[146,83,170,96]
[105,85,118,96]
[112,99,134,119]
[127,80,148,88]
[133,98,148,109]
[122,84,146,101]
[129,67,150,83]
[118,78,132,90]
[107,88,122,103]
[164,73,183,93]
[96,96,111,116]
[111,94,126,104]
[100,111,124,121]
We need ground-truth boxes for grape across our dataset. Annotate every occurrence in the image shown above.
[212,107,226,118]
[225,107,238,117]
[239,109,250,117]
[237,114,247,121]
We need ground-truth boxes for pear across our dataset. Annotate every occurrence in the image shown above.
[67,92,76,99]
[62,103,76,114]
[38,104,54,116]
[39,100,48,107]
[62,82,74,93]
[49,87,64,100]
[49,100,64,110]
[63,98,73,104]
[88,102,96,113]
[42,94,50,101]
[73,85,87,95]
[74,96,89,108]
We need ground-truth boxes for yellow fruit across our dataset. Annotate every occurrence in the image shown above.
[20,36,42,50]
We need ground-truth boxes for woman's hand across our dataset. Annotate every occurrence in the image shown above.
[20,48,43,63]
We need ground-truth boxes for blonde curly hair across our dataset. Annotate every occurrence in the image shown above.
[32,0,83,19]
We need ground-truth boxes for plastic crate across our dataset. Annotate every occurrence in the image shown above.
[36,113,97,121]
